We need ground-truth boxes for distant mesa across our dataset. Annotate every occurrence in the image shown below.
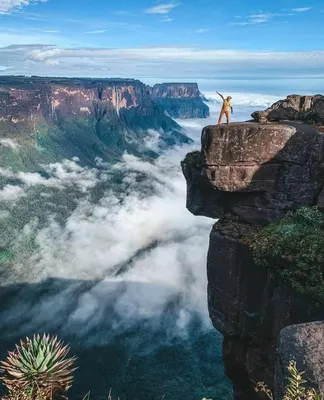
[0,75,193,172]
[150,82,210,119]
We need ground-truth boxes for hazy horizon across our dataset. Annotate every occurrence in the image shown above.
[1,73,323,96]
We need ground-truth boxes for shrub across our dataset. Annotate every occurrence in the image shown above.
[255,360,324,400]
[244,207,324,303]
[0,334,76,399]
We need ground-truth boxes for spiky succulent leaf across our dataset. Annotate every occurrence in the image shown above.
[0,334,77,396]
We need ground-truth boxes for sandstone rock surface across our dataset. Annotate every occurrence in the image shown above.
[252,94,324,125]
[182,122,324,224]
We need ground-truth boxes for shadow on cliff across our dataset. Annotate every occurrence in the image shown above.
[0,277,232,400]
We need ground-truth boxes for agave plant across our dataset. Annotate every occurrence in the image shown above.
[0,334,77,399]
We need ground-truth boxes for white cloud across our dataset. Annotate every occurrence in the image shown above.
[144,129,163,151]
[161,17,173,22]
[292,7,311,12]
[144,3,179,14]
[0,0,47,14]
[0,138,20,149]
[0,141,214,341]
[232,8,311,26]
[84,29,108,34]
[196,28,211,33]
[232,12,273,25]
[0,159,99,192]
[44,30,60,33]
[249,13,272,19]
[0,185,25,201]
[25,46,324,68]
[1,43,324,79]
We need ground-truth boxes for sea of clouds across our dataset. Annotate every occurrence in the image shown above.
[0,91,281,338]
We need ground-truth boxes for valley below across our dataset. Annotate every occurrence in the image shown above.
[0,77,282,399]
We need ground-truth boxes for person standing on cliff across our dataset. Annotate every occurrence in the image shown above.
[216,91,233,125]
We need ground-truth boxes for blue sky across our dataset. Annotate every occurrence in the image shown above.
[1,0,324,91]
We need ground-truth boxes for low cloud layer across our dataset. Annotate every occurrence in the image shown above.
[0,149,212,342]
[0,185,25,200]
[0,159,99,191]
[0,98,277,399]
[0,96,279,344]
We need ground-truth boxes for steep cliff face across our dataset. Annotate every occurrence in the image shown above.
[252,94,324,125]
[0,76,191,171]
[152,83,202,98]
[151,83,210,119]
[181,122,324,399]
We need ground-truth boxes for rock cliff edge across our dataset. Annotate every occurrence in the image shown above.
[181,122,324,399]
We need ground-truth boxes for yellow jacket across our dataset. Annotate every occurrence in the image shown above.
[222,99,232,111]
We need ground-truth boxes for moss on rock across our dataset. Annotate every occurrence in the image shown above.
[244,207,324,303]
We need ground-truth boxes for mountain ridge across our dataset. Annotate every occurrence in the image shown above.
[0,75,196,172]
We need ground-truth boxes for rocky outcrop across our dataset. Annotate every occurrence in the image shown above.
[275,321,324,399]
[151,83,210,119]
[0,76,191,171]
[252,94,324,125]
[181,122,324,399]
[183,122,324,224]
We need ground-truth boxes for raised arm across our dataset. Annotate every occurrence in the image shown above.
[216,91,224,100]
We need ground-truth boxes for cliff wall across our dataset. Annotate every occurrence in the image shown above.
[181,122,324,399]
[0,76,191,171]
[151,83,210,119]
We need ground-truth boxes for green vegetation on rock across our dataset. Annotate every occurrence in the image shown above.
[244,207,324,303]
[256,360,324,400]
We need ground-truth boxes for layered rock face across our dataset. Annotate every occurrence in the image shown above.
[0,77,148,124]
[0,76,191,171]
[252,94,324,125]
[181,122,324,399]
[151,83,210,119]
